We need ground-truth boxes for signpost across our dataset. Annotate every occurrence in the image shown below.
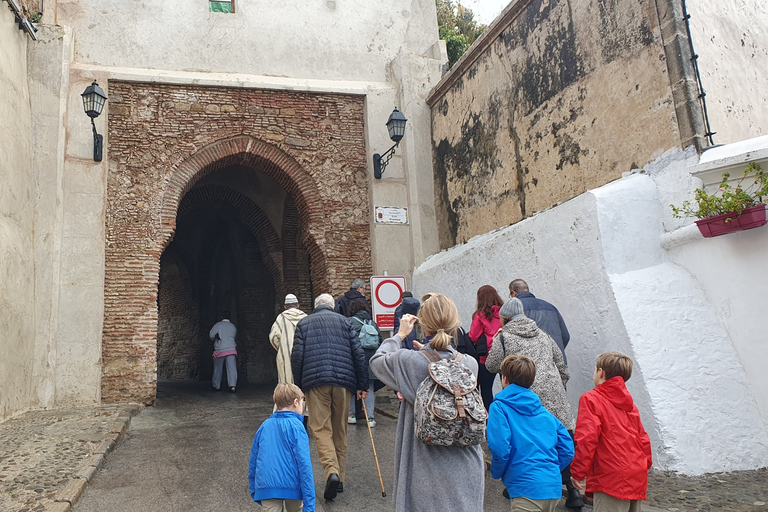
[370,275,406,331]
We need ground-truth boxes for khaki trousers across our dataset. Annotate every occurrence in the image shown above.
[261,498,303,512]
[509,497,560,512]
[593,492,642,512]
[305,385,352,481]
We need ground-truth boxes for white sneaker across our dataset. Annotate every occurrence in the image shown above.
[347,414,357,424]
[367,418,376,427]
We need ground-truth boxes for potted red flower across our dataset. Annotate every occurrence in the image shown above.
[671,162,768,238]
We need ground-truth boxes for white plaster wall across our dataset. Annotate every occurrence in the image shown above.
[27,25,73,409]
[686,0,768,144]
[0,8,36,421]
[411,188,668,468]
[413,147,768,474]
[56,0,440,84]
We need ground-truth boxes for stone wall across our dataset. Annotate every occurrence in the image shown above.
[427,0,690,248]
[157,251,201,381]
[104,81,371,403]
[0,9,35,421]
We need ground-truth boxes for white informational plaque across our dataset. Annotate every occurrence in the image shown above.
[374,206,409,225]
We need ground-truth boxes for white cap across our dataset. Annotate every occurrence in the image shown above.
[285,294,299,305]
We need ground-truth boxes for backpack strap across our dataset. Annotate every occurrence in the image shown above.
[419,348,441,362]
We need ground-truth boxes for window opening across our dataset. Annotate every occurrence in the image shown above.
[209,0,233,13]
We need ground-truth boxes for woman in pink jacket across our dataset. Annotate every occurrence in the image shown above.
[468,285,504,410]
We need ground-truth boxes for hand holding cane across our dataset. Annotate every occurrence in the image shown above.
[361,398,386,497]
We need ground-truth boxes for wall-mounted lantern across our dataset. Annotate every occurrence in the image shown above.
[373,107,408,179]
[81,80,108,162]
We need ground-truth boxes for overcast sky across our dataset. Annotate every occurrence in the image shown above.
[461,0,510,26]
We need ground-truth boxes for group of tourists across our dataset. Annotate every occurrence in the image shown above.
[239,278,652,512]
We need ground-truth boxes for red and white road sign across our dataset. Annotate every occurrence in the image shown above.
[370,276,406,331]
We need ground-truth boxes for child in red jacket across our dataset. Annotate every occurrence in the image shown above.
[570,352,652,512]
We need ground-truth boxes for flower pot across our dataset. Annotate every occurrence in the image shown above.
[695,204,768,238]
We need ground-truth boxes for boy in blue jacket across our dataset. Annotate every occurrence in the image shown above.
[248,383,315,512]
[487,354,575,512]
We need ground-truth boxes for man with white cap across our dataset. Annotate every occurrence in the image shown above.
[269,294,308,386]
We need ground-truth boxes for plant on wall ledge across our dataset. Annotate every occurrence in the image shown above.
[671,162,768,238]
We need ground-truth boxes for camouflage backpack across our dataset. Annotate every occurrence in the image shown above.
[413,348,487,447]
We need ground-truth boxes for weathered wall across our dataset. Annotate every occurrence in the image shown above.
[428,0,684,248]
[0,8,36,421]
[104,82,371,403]
[686,0,768,144]
[55,0,439,85]
[412,147,768,474]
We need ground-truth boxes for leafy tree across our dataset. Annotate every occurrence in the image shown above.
[436,0,486,68]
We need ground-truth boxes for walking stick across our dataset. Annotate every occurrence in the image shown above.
[361,398,386,497]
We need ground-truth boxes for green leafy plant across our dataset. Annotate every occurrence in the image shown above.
[671,162,768,220]
[436,0,486,68]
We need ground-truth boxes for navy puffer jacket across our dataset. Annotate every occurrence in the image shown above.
[291,305,368,393]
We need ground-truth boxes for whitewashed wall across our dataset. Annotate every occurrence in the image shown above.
[0,9,36,421]
[413,145,768,474]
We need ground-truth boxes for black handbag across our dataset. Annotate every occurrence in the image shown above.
[456,327,481,360]
[475,332,488,357]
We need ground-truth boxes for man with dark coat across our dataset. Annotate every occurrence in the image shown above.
[291,293,369,501]
[334,278,368,317]
[509,279,571,363]
[393,292,422,350]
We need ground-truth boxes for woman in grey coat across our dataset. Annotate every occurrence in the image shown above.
[485,297,574,430]
[369,293,485,512]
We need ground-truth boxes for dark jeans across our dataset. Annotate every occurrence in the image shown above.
[562,429,576,490]
[478,363,495,411]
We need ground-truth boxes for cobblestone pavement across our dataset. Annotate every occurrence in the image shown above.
[376,387,768,512]
[0,404,139,512]
[1,386,765,512]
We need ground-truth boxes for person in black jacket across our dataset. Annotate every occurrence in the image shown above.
[334,278,368,317]
[291,293,369,501]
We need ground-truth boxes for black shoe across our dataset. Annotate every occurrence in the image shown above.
[337,482,343,493]
[324,473,340,500]
[502,488,510,499]
[229,386,236,393]
[212,387,221,392]
[565,488,584,509]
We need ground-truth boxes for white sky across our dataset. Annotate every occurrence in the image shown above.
[460,0,511,26]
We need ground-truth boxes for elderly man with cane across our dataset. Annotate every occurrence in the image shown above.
[291,293,369,501]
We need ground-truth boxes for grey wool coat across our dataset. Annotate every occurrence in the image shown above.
[485,317,575,430]
[369,336,485,512]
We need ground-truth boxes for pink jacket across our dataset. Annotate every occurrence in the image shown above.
[469,305,501,364]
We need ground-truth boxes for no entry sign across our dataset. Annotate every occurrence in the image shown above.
[370,276,406,331]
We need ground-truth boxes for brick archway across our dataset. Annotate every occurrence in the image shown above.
[104,82,372,404]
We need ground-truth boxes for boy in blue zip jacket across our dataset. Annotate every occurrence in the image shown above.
[487,354,575,512]
[248,383,315,512]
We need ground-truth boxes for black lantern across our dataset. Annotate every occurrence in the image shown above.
[81,80,107,161]
[374,107,408,179]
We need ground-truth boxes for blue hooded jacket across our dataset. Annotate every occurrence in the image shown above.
[248,410,315,511]
[487,383,574,500]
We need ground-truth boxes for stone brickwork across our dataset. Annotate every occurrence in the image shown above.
[105,82,371,403]
[157,251,201,381]
[427,0,692,248]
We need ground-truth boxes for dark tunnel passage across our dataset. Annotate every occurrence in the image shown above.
[157,165,313,386]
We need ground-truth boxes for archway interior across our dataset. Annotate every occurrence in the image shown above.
[157,165,313,386]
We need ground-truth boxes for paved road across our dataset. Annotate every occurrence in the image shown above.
[73,381,587,511]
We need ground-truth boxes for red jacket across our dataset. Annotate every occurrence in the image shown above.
[571,377,652,500]
[469,305,501,364]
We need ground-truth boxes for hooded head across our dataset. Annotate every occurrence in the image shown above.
[499,298,526,322]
